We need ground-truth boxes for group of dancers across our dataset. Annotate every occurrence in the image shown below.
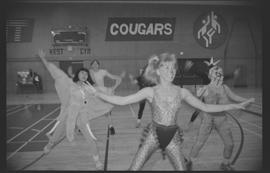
[37,50,254,171]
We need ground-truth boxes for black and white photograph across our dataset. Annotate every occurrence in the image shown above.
[5,0,262,171]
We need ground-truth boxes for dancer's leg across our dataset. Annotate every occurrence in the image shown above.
[39,54,70,136]
[44,119,66,154]
[165,130,186,170]
[46,120,60,137]
[141,151,162,170]
[189,115,213,159]
[129,129,159,170]
[77,113,102,170]
[215,116,234,170]
[46,105,68,137]
[66,105,80,142]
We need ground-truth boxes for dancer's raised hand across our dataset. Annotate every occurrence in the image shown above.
[120,71,126,78]
[38,49,46,58]
[83,81,97,94]
[238,99,255,109]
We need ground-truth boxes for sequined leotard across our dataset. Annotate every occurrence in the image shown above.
[129,86,186,170]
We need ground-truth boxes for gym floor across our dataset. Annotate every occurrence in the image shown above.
[6,87,262,171]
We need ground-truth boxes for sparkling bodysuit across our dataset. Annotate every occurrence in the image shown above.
[129,86,186,170]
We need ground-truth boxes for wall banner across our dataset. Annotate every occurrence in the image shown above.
[193,11,228,49]
[105,17,176,41]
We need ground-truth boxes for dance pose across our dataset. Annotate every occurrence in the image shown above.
[129,66,156,128]
[94,53,252,171]
[89,59,126,134]
[38,50,113,170]
[188,59,254,171]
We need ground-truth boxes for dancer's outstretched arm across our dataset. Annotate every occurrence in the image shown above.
[223,85,255,103]
[181,88,252,113]
[38,49,50,69]
[37,49,70,81]
[96,87,153,106]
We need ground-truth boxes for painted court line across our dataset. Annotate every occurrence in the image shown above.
[252,102,262,108]
[7,105,34,116]
[7,106,60,143]
[43,118,56,120]
[8,127,24,130]
[238,118,262,129]
[7,119,57,160]
[7,105,22,112]
[232,124,262,139]
[9,140,48,144]
[31,129,41,133]
[242,127,262,139]
[195,156,261,164]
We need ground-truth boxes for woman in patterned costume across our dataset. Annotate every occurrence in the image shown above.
[188,58,255,171]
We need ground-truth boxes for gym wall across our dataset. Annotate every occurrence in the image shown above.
[6,2,262,93]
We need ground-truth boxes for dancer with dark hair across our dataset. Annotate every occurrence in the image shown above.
[93,53,253,171]
[129,66,156,128]
[89,59,126,134]
[187,58,254,171]
[38,50,113,170]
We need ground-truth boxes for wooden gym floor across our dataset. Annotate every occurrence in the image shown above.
[6,87,262,171]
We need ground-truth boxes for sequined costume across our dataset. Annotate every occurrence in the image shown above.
[129,86,186,170]
[45,62,113,144]
[190,85,234,160]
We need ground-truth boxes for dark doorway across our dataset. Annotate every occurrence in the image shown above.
[59,61,84,79]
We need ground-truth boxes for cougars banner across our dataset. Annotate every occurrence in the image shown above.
[105,17,176,41]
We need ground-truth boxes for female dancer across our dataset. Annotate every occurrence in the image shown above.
[93,53,253,170]
[89,59,126,134]
[38,49,113,170]
[188,59,254,171]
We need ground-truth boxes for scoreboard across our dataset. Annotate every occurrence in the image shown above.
[6,18,34,43]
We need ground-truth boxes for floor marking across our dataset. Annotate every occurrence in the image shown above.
[8,127,24,130]
[7,105,22,112]
[7,119,57,160]
[195,157,262,164]
[43,118,56,120]
[7,107,59,143]
[242,127,262,139]
[31,129,41,133]
[7,105,34,116]
[252,102,262,108]
[9,140,48,144]
[238,118,262,129]
[232,124,262,139]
